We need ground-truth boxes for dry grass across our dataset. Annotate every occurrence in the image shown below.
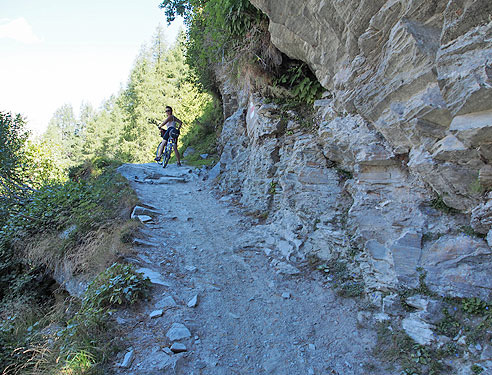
[65,220,138,276]
[23,220,139,282]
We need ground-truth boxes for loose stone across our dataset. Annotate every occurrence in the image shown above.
[187,294,199,308]
[119,349,135,368]
[163,347,173,355]
[170,342,187,353]
[156,295,177,309]
[149,310,163,319]
[166,323,191,341]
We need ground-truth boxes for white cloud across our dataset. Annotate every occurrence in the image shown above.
[0,17,41,44]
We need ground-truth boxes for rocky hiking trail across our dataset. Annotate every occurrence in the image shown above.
[114,162,384,375]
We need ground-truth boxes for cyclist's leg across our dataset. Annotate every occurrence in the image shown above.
[172,141,181,165]
[155,141,164,161]
[156,130,170,160]
[159,140,167,155]
[156,140,165,160]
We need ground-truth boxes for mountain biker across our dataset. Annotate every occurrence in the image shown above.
[155,106,182,166]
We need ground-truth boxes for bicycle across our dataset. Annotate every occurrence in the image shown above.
[155,127,180,168]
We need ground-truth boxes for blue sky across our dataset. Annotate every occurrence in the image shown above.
[0,0,183,134]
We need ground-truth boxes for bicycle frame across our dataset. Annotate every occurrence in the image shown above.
[156,136,178,168]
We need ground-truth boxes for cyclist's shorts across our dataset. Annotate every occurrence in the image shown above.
[163,127,180,141]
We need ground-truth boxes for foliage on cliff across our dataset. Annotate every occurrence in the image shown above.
[160,0,269,92]
[159,0,323,104]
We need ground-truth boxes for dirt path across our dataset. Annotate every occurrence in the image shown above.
[115,162,383,375]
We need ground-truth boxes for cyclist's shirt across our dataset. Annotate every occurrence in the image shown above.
[167,116,178,129]
[160,115,181,140]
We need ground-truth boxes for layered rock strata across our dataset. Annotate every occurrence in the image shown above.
[215,1,492,300]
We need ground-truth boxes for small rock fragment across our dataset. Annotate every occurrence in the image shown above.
[187,294,199,308]
[163,347,173,355]
[274,261,301,275]
[137,215,153,223]
[119,349,135,368]
[170,342,187,353]
[156,296,177,309]
[136,268,170,286]
[166,323,191,341]
[150,310,163,319]
[281,292,291,299]
[184,265,197,273]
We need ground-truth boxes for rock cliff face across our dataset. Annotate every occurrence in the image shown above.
[213,0,492,301]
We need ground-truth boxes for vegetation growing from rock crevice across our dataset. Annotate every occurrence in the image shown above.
[160,0,269,93]
[159,0,324,107]
[271,61,324,104]
[375,321,451,375]
[307,255,365,299]
[375,287,492,374]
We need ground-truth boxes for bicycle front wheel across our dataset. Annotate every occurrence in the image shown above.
[162,146,172,168]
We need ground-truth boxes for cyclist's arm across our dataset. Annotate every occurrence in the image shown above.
[176,117,183,129]
[159,117,171,130]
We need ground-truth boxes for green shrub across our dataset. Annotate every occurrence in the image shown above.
[273,62,323,104]
[336,281,365,298]
[471,364,484,374]
[178,96,222,166]
[1,160,135,247]
[430,194,459,214]
[83,263,151,309]
[462,297,490,315]
[160,0,268,92]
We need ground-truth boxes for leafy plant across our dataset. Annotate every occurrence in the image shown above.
[274,62,324,104]
[336,281,365,298]
[471,364,484,374]
[375,322,449,375]
[315,260,365,298]
[430,194,459,214]
[436,308,461,337]
[462,297,489,315]
[83,263,151,309]
[54,263,151,371]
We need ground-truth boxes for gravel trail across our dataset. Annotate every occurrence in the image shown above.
[114,162,384,375]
